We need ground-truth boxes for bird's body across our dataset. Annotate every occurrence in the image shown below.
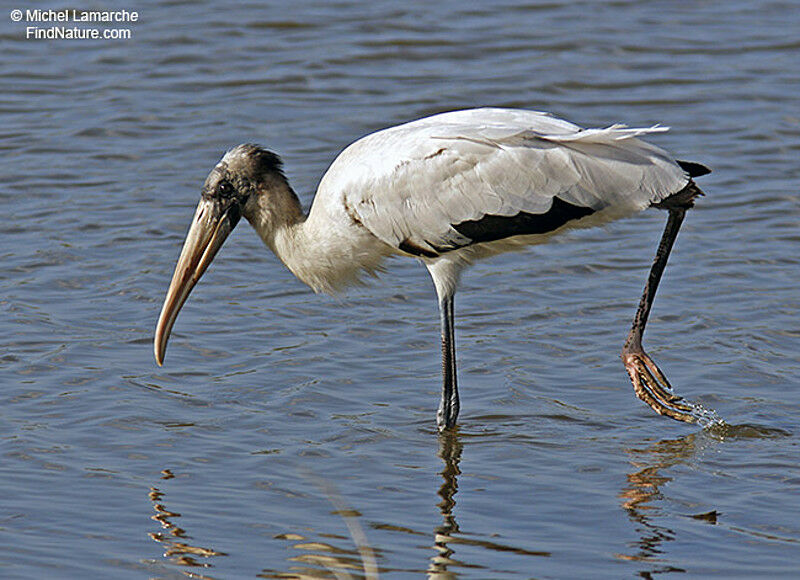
[155,108,713,430]
[272,108,687,294]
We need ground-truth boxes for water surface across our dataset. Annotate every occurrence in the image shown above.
[2,1,799,577]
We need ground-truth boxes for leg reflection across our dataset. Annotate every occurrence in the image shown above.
[427,431,550,577]
[618,434,708,576]
[428,431,463,578]
[428,431,462,579]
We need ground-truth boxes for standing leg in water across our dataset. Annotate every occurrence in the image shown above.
[437,294,460,431]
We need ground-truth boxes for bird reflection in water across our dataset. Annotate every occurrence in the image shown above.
[427,431,551,578]
[618,423,791,578]
[265,431,549,578]
[267,531,377,579]
[263,476,380,579]
[260,436,467,578]
[148,468,226,577]
[617,433,709,577]
[429,431,462,577]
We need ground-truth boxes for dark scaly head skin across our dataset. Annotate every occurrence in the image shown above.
[153,144,290,365]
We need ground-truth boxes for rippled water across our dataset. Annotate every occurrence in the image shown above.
[2,1,799,578]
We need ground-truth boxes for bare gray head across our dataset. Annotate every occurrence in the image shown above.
[154,144,301,366]
[204,144,287,202]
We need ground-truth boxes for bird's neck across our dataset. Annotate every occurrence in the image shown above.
[271,216,325,291]
[244,185,344,294]
[246,183,390,295]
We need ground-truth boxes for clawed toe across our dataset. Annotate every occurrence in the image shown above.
[623,350,697,423]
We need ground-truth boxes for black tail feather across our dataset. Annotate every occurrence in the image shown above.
[677,160,711,178]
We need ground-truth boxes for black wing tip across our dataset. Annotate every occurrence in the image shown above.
[677,160,711,178]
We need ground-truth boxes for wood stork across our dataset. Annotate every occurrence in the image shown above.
[154,107,713,431]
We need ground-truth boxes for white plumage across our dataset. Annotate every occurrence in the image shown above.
[299,108,688,292]
[155,107,715,431]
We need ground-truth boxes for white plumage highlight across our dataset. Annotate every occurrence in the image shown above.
[284,108,689,293]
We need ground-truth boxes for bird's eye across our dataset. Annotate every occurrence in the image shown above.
[217,181,234,197]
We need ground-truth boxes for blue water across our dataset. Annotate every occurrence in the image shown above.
[2,1,799,577]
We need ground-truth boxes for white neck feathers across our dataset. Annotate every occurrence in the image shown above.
[246,187,392,294]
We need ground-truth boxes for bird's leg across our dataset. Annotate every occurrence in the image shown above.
[437,294,460,431]
[622,204,700,423]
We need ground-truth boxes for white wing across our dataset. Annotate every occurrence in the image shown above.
[317,108,690,257]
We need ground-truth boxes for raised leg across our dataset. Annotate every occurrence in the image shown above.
[437,294,460,431]
[622,196,705,423]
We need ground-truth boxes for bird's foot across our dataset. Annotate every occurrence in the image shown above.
[622,349,719,426]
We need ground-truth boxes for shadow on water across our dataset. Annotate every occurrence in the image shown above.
[616,422,791,578]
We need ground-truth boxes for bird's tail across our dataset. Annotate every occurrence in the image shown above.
[655,160,710,210]
[677,159,712,178]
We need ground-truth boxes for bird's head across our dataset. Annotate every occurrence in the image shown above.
[154,144,298,366]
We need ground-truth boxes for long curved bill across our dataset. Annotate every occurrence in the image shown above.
[154,198,241,366]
